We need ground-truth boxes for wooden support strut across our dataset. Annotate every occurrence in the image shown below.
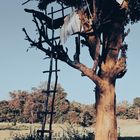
[74,35,80,62]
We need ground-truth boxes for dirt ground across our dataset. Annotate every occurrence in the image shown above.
[0,119,139,140]
[117,119,140,137]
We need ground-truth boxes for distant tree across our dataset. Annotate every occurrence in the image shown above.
[53,85,70,123]
[126,106,137,119]
[8,91,28,123]
[133,97,140,107]
[23,90,45,123]
[117,102,128,119]
[23,0,140,139]
[116,100,139,119]
[116,100,130,119]
[133,97,140,120]
[0,101,10,122]
[81,111,93,127]
[9,91,28,111]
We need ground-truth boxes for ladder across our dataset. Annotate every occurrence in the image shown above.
[37,52,59,140]
[37,4,70,140]
[36,3,80,139]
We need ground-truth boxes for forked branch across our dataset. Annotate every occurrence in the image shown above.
[111,57,127,79]
[23,29,102,86]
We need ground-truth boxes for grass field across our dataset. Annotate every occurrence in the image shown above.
[0,119,139,140]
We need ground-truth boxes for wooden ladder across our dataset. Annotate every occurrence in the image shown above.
[37,4,69,140]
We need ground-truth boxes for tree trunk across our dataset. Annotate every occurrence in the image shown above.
[138,107,140,121]
[93,22,123,140]
[95,81,117,140]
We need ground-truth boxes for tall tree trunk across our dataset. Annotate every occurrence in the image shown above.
[95,81,117,140]
[94,22,123,140]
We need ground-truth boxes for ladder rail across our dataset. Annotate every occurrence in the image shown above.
[48,57,58,140]
[41,54,53,139]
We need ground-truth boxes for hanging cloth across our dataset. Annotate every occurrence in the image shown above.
[116,0,128,9]
[116,0,124,5]
[60,0,92,44]
[60,11,83,44]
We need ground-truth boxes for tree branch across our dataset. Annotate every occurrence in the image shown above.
[23,26,102,86]
[22,0,32,5]
[24,9,65,29]
[74,62,102,86]
[111,57,127,79]
[22,28,50,54]
[23,5,103,87]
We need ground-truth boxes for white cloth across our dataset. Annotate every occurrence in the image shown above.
[60,12,83,44]
[116,0,124,5]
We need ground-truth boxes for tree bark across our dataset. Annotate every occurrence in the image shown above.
[94,22,124,140]
[95,81,117,140]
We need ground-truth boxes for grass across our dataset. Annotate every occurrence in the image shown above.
[0,119,139,140]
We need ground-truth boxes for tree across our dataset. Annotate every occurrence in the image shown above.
[133,97,140,107]
[9,91,28,123]
[133,97,140,120]
[22,0,140,140]
[81,111,93,127]
[0,101,10,122]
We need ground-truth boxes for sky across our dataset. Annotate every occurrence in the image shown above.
[0,1,140,104]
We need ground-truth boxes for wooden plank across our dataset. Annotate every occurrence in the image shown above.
[37,130,53,133]
[49,36,60,41]
[43,70,60,73]
[42,90,58,93]
[48,6,70,15]
[38,111,56,115]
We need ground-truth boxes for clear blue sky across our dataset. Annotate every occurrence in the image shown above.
[0,1,140,104]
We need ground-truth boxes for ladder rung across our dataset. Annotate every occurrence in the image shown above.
[42,90,58,93]
[37,130,53,133]
[49,36,60,41]
[38,111,56,115]
[43,70,60,73]
[48,6,70,15]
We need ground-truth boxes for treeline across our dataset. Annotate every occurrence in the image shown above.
[0,82,140,126]
[0,83,95,126]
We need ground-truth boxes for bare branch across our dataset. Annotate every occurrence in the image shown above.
[122,28,130,41]
[111,57,127,79]
[74,62,102,86]
[22,28,50,54]
[23,29,102,85]
[22,28,35,46]
[24,9,65,29]
[30,12,54,48]
[22,0,32,5]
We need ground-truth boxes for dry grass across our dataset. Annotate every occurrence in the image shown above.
[0,119,139,140]
[117,119,140,137]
